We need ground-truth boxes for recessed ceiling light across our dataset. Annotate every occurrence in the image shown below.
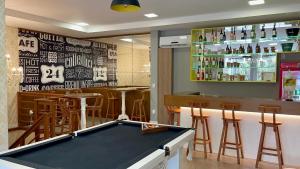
[120,38,133,42]
[144,13,158,18]
[75,22,89,26]
[248,0,265,6]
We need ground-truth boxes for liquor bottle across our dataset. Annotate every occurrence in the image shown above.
[197,45,202,55]
[226,45,230,54]
[233,27,236,40]
[230,27,234,40]
[229,46,232,54]
[205,57,209,68]
[261,25,266,38]
[212,57,216,68]
[208,70,212,80]
[205,70,209,80]
[204,35,207,42]
[211,29,214,42]
[256,43,261,53]
[196,69,201,80]
[217,71,223,81]
[202,57,205,68]
[198,57,201,69]
[219,29,224,42]
[218,58,223,68]
[243,27,247,39]
[250,25,256,39]
[241,28,245,40]
[214,31,218,42]
[223,29,227,41]
[272,23,277,38]
[199,33,203,42]
[247,44,253,54]
[208,57,212,67]
[201,70,205,80]
[239,45,243,54]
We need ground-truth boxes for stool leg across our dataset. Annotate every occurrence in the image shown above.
[177,113,181,126]
[234,122,241,164]
[106,100,110,120]
[255,124,266,168]
[194,119,199,151]
[222,122,228,155]
[276,126,284,165]
[237,122,244,158]
[217,121,226,161]
[201,119,207,158]
[274,126,283,169]
[139,102,142,122]
[205,118,212,153]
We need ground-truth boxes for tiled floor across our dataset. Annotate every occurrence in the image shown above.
[181,150,299,169]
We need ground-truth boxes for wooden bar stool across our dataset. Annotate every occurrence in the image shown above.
[189,101,212,158]
[130,90,147,122]
[166,106,181,126]
[86,96,104,126]
[33,98,57,141]
[255,105,283,169]
[105,91,120,121]
[217,103,244,164]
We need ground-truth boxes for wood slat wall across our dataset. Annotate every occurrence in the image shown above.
[158,48,173,124]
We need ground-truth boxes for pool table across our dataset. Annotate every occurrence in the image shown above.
[0,120,194,169]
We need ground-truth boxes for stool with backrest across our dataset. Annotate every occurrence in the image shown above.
[33,98,57,141]
[130,90,147,122]
[217,103,244,164]
[255,105,283,169]
[105,91,120,121]
[189,101,212,158]
[166,106,181,126]
[86,95,104,127]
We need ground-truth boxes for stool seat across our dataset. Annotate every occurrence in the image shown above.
[259,121,282,125]
[193,115,209,119]
[223,118,241,122]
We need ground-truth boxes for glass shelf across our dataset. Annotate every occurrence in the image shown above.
[192,36,300,45]
[192,53,277,57]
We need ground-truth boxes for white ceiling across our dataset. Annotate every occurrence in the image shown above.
[5,0,300,38]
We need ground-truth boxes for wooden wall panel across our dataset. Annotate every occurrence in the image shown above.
[158,48,173,124]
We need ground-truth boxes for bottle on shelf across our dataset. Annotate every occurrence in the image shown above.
[205,70,209,80]
[196,68,201,80]
[229,46,233,54]
[223,29,227,41]
[247,44,253,54]
[208,70,212,80]
[241,28,246,40]
[212,57,216,68]
[226,45,230,54]
[201,70,205,80]
[243,26,247,39]
[198,57,201,69]
[214,30,218,42]
[233,27,236,40]
[261,25,266,38]
[204,57,209,68]
[219,29,224,42]
[202,57,205,68]
[197,45,202,55]
[256,43,261,53]
[230,27,234,40]
[211,29,215,42]
[198,33,203,42]
[272,23,277,38]
[217,71,223,81]
[250,25,256,39]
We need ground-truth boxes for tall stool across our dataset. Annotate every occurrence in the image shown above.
[217,103,244,164]
[86,96,104,126]
[105,91,120,121]
[33,98,57,141]
[131,90,147,122]
[255,105,283,169]
[189,101,212,158]
[166,106,181,126]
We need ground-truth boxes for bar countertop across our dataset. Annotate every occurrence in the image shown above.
[164,92,300,115]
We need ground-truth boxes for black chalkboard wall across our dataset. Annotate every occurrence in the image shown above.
[18,28,117,91]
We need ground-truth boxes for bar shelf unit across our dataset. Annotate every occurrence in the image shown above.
[190,20,300,83]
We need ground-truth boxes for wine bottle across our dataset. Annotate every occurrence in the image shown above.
[223,29,227,41]
[205,57,209,67]
[198,57,201,69]
[219,29,224,42]
[226,45,230,54]
[205,70,209,80]
[212,57,216,68]
[256,43,261,53]
[233,27,236,40]
[272,23,277,38]
[199,34,203,42]
[202,57,205,68]
[230,27,234,40]
[211,29,214,42]
[261,25,266,38]
[241,28,245,40]
[196,69,201,80]
[243,27,247,39]
[250,25,256,39]
[201,70,205,80]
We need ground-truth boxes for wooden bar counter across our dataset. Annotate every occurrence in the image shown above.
[164,92,300,115]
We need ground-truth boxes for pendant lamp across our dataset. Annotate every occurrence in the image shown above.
[111,0,141,12]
